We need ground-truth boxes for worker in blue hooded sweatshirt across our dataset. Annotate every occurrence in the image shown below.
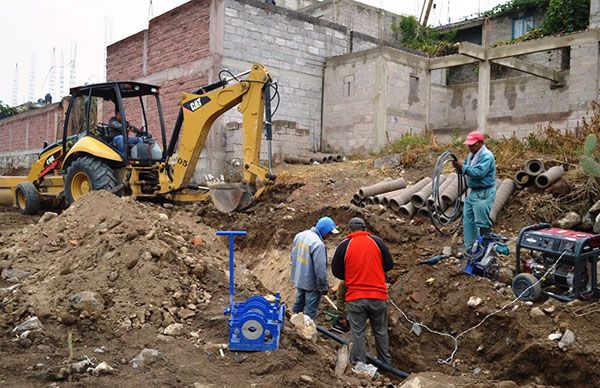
[452,130,496,252]
[290,216,339,320]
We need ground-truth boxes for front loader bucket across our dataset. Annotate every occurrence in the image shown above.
[209,183,253,213]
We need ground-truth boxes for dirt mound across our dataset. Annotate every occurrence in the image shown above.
[1,191,229,331]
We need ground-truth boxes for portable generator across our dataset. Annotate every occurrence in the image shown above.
[513,223,600,302]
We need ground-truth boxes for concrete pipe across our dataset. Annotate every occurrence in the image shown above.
[525,159,545,176]
[313,153,333,163]
[490,178,515,223]
[535,165,565,189]
[388,177,432,211]
[397,202,417,218]
[352,193,362,203]
[358,178,406,199]
[284,155,315,165]
[332,154,343,162]
[365,196,376,206]
[306,153,328,163]
[427,174,454,208]
[411,175,446,208]
[514,170,531,187]
[380,187,413,207]
[417,207,430,218]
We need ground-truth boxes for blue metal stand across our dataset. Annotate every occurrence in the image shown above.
[217,230,285,351]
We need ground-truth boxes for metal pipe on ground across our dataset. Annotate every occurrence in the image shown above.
[525,159,545,176]
[358,178,406,199]
[535,165,565,189]
[316,326,410,378]
[284,155,315,165]
[388,177,432,211]
[397,202,417,218]
[490,178,516,223]
[411,175,446,208]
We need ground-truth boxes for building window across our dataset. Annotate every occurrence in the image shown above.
[409,75,419,99]
[512,16,534,39]
[343,74,354,97]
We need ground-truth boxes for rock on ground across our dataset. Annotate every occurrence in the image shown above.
[131,348,162,369]
[69,291,105,314]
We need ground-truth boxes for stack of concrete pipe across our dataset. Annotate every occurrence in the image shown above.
[514,159,564,189]
[284,153,344,165]
[352,177,443,220]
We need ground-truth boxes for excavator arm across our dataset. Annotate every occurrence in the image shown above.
[158,64,275,211]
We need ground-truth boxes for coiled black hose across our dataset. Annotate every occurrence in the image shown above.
[428,151,466,236]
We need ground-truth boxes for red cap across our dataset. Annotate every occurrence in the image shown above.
[463,131,484,145]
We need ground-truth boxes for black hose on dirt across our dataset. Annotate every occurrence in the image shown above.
[428,151,465,236]
[316,325,410,379]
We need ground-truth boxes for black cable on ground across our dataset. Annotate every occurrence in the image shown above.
[428,151,466,236]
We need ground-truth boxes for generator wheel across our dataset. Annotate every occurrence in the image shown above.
[64,156,118,205]
[15,182,40,215]
[512,273,542,301]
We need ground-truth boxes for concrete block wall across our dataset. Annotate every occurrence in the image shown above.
[225,120,311,162]
[322,47,429,154]
[435,39,599,138]
[220,0,351,162]
[300,0,399,43]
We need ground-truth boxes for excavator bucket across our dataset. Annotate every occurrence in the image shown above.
[209,183,254,213]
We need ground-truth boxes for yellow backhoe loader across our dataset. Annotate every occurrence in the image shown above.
[0,64,277,214]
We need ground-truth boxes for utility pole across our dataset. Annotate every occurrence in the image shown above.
[12,63,19,106]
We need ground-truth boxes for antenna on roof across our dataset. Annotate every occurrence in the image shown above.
[28,55,36,103]
[49,48,56,98]
[12,63,19,106]
[70,41,77,88]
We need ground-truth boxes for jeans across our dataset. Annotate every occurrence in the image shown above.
[463,186,496,250]
[346,298,392,365]
[292,288,322,320]
[112,135,143,154]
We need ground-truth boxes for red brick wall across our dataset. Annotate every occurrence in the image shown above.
[106,0,212,146]
[0,103,62,153]
[106,31,145,81]
[147,1,211,74]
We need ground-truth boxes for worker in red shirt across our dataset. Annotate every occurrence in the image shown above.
[331,217,394,365]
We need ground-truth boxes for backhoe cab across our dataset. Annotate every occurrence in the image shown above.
[0,64,277,214]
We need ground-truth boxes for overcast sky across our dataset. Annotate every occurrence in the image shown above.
[0,0,504,105]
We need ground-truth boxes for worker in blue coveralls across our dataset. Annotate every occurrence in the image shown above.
[290,216,339,320]
[452,130,496,253]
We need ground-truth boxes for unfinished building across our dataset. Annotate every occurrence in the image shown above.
[2,0,600,178]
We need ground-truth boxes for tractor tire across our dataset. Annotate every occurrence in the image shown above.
[15,182,40,215]
[64,156,118,206]
[512,273,542,302]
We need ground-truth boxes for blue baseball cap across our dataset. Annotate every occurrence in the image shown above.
[315,216,339,236]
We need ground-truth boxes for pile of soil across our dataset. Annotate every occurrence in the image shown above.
[0,192,352,386]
